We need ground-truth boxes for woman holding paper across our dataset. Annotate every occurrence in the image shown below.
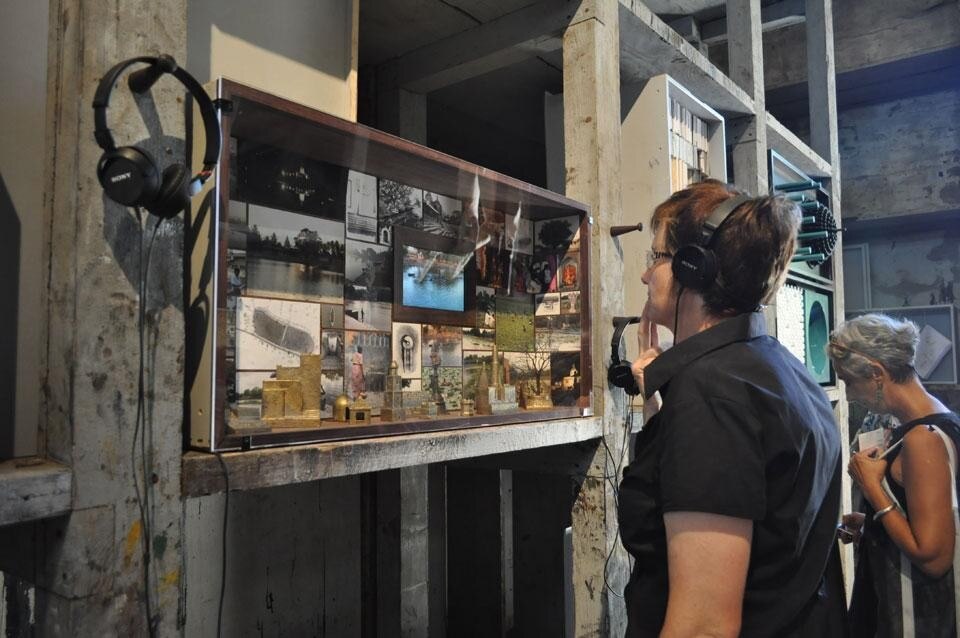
[829,313,960,637]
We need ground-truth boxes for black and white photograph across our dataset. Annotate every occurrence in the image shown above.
[506,215,533,255]
[345,170,378,242]
[344,299,392,331]
[535,314,581,352]
[549,351,582,407]
[236,297,321,370]
[244,203,345,303]
[226,249,247,312]
[320,329,344,369]
[235,371,274,420]
[344,239,392,302]
[558,253,580,292]
[476,286,496,328]
[421,191,463,238]
[560,291,581,314]
[378,179,422,245]
[319,370,344,418]
[392,322,422,379]
[496,295,535,352]
[535,215,580,253]
[320,303,344,329]
[535,293,561,316]
[462,326,495,351]
[236,140,348,220]
[462,351,494,401]
[422,324,463,368]
[345,330,391,408]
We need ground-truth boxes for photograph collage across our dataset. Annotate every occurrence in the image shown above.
[222,142,585,432]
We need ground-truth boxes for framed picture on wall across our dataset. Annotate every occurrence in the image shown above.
[392,227,477,326]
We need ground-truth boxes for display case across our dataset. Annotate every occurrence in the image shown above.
[186,80,592,451]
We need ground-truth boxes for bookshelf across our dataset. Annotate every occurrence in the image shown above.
[619,74,727,350]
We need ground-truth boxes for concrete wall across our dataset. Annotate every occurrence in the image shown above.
[0,0,48,458]
[839,86,960,221]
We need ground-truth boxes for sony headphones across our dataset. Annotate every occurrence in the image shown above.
[608,316,642,395]
[671,194,751,291]
[93,54,222,218]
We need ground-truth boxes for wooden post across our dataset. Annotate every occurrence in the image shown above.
[562,0,627,634]
[727,0,768,195]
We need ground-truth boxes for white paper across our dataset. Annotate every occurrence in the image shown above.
[857,428,886,454]
[915,324,952,379]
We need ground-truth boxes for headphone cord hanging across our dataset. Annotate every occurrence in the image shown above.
[673,285,685,344]
[131,209,163,638]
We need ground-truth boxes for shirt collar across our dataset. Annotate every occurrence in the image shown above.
[643,312,768,399]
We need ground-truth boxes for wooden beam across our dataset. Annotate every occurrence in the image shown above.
[700,0,806,44]
[182,417,603,497]
[383,0,573,94]
[618,0,754,115]
[0,457,71,527]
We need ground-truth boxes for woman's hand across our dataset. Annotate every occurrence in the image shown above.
[847,447,888,493]
[630,308,663,397]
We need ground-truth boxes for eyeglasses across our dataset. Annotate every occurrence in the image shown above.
[645,250,674,269]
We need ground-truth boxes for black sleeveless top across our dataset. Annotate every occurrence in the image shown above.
[851,412,960,638]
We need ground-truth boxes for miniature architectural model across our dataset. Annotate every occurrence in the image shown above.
[261,354,324,427]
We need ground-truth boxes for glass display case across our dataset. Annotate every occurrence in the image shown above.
[187,79,592,451]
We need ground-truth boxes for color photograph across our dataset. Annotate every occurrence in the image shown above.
[423,366,462,412]
[235,370,274,420]
[345,330,391,408]
[549,351,582,407]
[236,297,321,370]
[529,253,558,293]
[462,326,495,351]
[495,296,535,351]
[400,245,466,312]
[462,351,494,401]
[535,314,582,352]
[244,203,345,303]
[476,286,496,328]
[558,253,580,291]
[560,291,581,314]
[422,324,463,368]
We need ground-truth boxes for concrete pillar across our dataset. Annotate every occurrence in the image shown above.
[561,0,627,634]
[32,0,188,634]
[727,0,769,195]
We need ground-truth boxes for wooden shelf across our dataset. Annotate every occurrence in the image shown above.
[182,416,603,497]
[618,0,754,116]
[766,113,832,177]
[0,457,72,527]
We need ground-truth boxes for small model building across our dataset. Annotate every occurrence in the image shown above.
[261,354,325,428]
[380,360,406,421]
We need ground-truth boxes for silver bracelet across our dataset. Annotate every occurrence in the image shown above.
[873,504,896,521]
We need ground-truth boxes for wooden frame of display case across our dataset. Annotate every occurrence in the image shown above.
[187,79,593,452]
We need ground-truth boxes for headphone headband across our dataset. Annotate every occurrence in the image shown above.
[92,55,222,180]
[698,194,751,248]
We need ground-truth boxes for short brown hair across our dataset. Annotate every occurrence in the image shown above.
[651,179,800,315]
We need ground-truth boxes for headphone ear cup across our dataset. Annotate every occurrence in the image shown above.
[149,163,191,219]
[97,146,160,207]
[607,360,640,395]
[672,245,717,291]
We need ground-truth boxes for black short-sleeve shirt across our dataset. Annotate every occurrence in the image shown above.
[618,313,841,637]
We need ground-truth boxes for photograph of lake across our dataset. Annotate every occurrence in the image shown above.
[243,204,345,303]
[401,246,465,312]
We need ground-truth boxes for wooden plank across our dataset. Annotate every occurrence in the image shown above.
[383,0,572,94]
[182,417,603,497]
[618,0,754,115]
[0,457,71,527]
[727,0,769,195]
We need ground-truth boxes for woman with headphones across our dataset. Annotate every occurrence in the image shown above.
[617,179,845,637]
